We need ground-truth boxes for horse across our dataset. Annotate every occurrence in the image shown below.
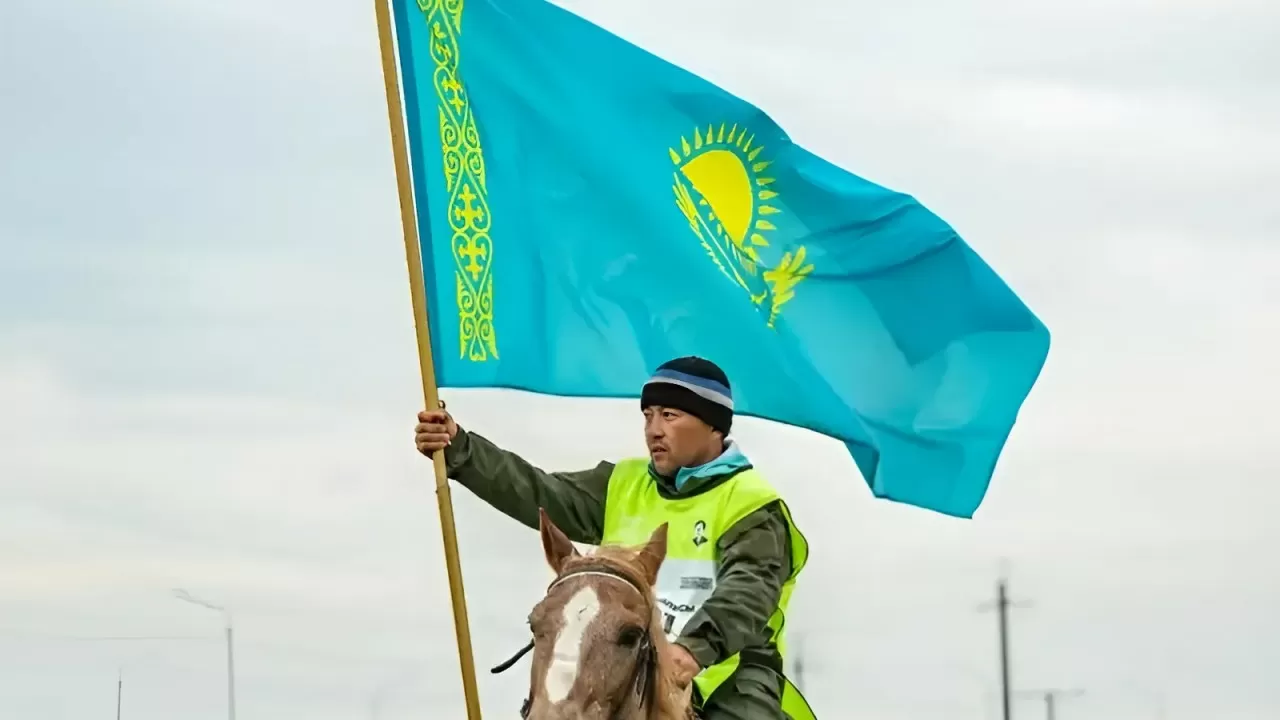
[491,507,696,720]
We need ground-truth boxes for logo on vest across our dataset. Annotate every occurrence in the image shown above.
[680,576,713,591]
[692,520,708,547]
[658,597,697,614]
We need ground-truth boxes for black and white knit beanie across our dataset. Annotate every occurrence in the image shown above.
[639,356,733,435]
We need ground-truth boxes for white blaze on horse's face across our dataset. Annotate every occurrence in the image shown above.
[543,584,601,704]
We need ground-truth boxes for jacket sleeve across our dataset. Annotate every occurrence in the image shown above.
[674,501,792,669]
[442,425,613,545]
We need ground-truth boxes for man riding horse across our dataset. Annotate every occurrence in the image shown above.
[415,356,817,719]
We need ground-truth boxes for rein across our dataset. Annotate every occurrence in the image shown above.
[492,564,660,719]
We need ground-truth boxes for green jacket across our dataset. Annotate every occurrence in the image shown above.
[443,425,793,674]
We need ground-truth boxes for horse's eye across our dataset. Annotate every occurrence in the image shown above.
[617,625,644,647]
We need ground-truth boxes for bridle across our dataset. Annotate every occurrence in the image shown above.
[491,563,660,719]
[493,566,658,718]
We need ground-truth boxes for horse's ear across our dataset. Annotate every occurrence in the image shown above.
[635,522,668,586]
[539,507,578,574]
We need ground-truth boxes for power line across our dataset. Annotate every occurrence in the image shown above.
[0,630,212,642]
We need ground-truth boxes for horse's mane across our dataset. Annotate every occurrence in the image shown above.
[568,544,695,720]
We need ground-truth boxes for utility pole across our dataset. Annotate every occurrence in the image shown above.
[997,580,1011,720]
[173,588,236,720]
[225,624,237,720]
[1019,688,1084,720]
[793,634,806,692]
[978,572,1030,720]
[116,669,123,720]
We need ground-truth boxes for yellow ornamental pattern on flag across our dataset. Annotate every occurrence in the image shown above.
[670,123,814,328]
[421,0,497,361]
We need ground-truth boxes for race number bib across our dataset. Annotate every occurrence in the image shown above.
[653,558,716,639]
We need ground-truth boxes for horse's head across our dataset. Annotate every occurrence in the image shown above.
[518,508,688,720]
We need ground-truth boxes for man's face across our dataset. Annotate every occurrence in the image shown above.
[643,405,719,477]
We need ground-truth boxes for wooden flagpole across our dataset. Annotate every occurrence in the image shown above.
[372,0,484,717]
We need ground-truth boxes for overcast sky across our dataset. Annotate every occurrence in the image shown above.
[2,0,1277,718]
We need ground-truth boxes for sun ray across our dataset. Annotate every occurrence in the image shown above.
[671,122,810,326]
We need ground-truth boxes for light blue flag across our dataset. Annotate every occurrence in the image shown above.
[391,0,1050,518]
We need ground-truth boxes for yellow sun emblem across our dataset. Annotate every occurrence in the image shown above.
[670,123,813,328]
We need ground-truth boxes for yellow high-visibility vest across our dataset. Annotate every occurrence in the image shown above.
[600,458,817,719]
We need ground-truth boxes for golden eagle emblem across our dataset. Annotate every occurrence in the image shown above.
[670,124,813,328]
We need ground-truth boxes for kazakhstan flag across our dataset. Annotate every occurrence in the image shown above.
[391,0,1050,518]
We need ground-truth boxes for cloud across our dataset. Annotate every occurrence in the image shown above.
[1,0,1277,717]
